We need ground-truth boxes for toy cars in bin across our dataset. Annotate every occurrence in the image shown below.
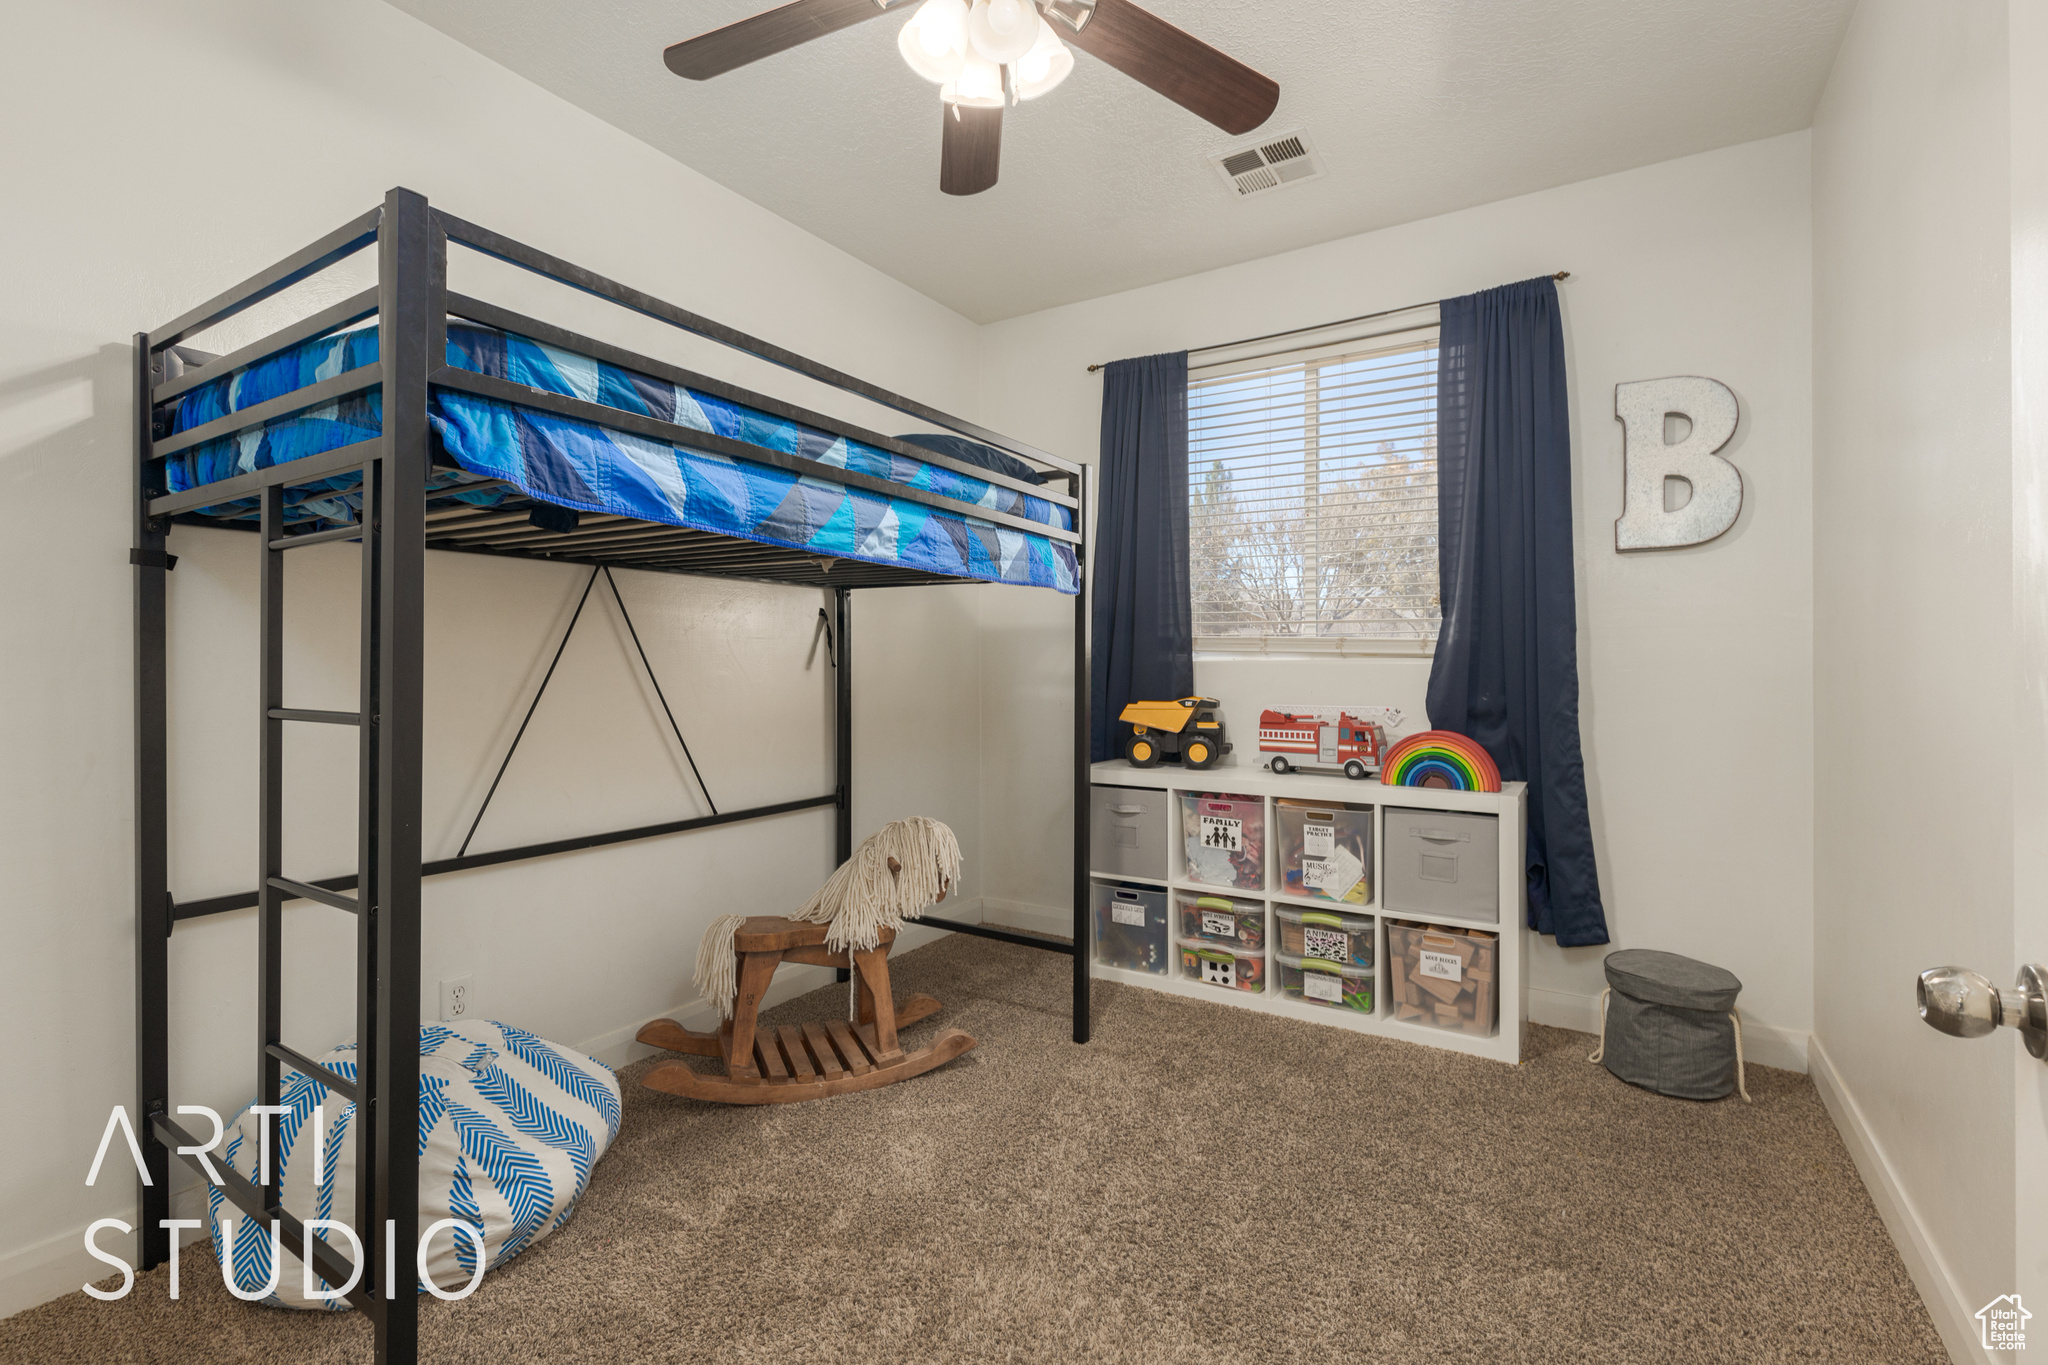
[1385,919,1497,1036]
[1275,906,1373,969]
[1276,799,1372,905]
[1178,941,1265,993]
[1277,951,1374,1012]
[1181,792,1264,891]
[1092,882,1169,975]
[1176,892,1265,951]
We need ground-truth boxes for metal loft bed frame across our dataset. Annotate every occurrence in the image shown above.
[132,188,1091,1364]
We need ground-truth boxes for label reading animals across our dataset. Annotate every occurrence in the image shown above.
[1110,900,1146,928]
[1419,949,1462,982]
[1302,925,1348,961]
[1200,814,1242,853]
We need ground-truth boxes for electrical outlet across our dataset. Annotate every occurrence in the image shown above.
[439,976,473,1023]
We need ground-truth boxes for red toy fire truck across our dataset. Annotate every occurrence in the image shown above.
[1257,709,1387,780]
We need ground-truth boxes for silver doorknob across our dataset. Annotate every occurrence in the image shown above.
[1918,964,2048,1058]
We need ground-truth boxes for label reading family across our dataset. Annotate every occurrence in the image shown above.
[1419,949,1462,982]
[1199,814,1242,852]
[1110,900,1146,927]
[1201,909,1236,938]
[1302,971,1343,1003]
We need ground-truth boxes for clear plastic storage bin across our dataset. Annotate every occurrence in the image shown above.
[1177,940,1266,993]
[1385,919,1497,1036]
[1276,799,1373,905]
[1277,951,1374,1013]
[1180,793,1265,891]
[1092,882,1170,975]
[1275,906,1374,969]
[1175,892,1265,951]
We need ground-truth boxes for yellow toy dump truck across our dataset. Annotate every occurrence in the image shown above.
[1119,697,1229,770]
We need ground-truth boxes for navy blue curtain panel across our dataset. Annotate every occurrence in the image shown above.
[1427,277,1608,946]
[1090,351,1193,763]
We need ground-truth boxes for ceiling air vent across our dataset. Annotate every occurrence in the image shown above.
[1208,130,1323,198]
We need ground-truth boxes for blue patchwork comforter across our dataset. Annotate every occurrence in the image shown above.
[160,324,1076,594]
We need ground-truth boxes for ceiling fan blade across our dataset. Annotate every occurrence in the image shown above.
[940,104,1002,196]
[664,0,908,81]
[1058,0,1279,135]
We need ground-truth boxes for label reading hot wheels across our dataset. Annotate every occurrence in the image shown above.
[1419,949,1462,982]
[1304,820,1335,860]
[1303,970,1343,1003]
[1199,814,1242,852]
[1302,925,1347,961]
[1110,900,1146,927]
[1201,909,1235,938]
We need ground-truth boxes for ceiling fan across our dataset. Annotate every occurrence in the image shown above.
[664,0,1280,196]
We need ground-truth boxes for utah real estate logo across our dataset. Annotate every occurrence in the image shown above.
[1979,1295,2030,1352]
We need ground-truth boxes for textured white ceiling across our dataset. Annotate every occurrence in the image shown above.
[385,0,1852,322]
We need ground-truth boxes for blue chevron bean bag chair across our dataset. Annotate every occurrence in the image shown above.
[205,1021,622,1309]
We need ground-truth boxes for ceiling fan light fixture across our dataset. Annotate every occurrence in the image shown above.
[966,0,1043,65]
[1011,22,1072,99]
[942,52,1007,108]
[898,0,969,83]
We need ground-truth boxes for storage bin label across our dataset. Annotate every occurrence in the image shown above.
[1304,846,1364,898]
[1110,900,1146,927]
[1303,971,1342,1003]
[1201,909,1236,937]
[1303,925,1347,960]
[1419,949,1462,982]
[1199,814,1242,852]
[1304,820,1335,860]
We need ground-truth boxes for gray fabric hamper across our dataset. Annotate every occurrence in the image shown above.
[1592,949,1749,1101]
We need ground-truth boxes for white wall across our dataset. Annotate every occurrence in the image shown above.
[0,0,990,1316]
[1808,2,2023,1359]
[2011,0,2048,1337]
[975,133,1817,1069]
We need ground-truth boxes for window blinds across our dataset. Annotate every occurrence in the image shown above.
[1187,325,1442,648]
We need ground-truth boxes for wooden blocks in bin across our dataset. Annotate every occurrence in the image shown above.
[1385,919,1498,1037]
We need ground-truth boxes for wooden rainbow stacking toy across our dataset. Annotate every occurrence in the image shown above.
[1379,730,1502,792]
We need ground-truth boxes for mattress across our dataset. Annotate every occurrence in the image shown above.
[158,323,1077,594]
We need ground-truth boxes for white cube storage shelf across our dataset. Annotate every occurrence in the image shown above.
[1088,760,1529,1065]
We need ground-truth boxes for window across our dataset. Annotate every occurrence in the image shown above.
[1188,324,1440,651]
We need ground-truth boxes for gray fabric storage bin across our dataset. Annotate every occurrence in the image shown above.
[1090,785,1167,880]
[1595,949,1747,1101]
[1382,807,1499,922]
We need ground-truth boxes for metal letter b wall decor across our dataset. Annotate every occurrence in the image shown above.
[1614,376,1742,551]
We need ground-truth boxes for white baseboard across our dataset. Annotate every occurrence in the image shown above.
[1526,985,1810,1073]
[0,1198,209,1322]
[976,897,1074,940]
[1808,1034,1979,1364]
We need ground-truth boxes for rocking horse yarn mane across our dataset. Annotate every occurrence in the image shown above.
[693,817,963,1020]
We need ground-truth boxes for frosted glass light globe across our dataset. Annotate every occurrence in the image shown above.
[942,52,1006,109]
[898,0,968,84]
[1012,21,1072,99]
[966,0,1042,65]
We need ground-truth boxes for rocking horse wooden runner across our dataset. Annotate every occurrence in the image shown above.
[636,817,977,1104]
[636,918,975,1103]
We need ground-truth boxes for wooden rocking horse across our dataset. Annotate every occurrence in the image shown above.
[636,818,976,1104]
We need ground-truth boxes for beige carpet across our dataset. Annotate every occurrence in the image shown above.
[2,935,1942,1364]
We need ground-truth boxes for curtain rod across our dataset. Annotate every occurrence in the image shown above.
[1083,271,1571,373]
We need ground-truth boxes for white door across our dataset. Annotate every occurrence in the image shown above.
[1318,723,1338,765]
